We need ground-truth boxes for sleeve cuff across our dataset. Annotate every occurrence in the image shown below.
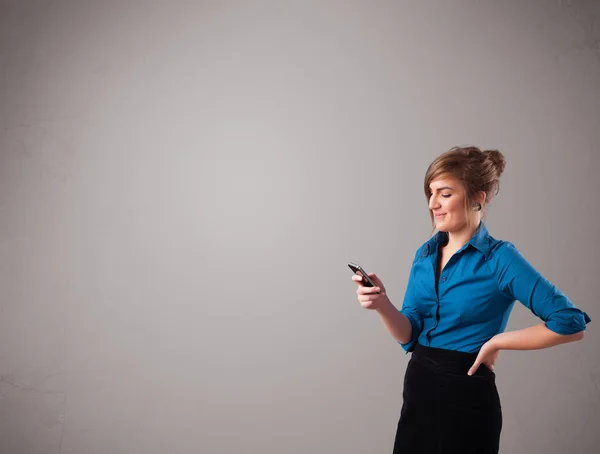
[398,338,417,354]
[545,310,591,335]
[398,310,420,353]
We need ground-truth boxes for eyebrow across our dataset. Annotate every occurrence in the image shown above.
[429,186,455,192]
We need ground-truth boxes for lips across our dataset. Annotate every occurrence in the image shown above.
[434,213,446,217]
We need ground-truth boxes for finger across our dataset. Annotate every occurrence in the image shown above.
[358,295,381,306]
[368,273,382,286]
[357,293,382,305]
[357,287,372,296]
[358,286,381,295]
[467,361,480,376]
[353,276,370,288]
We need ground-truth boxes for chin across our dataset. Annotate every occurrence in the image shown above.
[436,219,460,233]
[435,220,449,232]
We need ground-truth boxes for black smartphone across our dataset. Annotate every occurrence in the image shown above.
[348,262,379,292]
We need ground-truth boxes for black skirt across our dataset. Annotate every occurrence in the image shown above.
[393,343,502,454]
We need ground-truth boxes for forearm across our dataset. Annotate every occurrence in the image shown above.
[375,298,413,344]
[491,322,585,351]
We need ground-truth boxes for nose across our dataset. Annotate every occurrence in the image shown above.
[429,195,440,211]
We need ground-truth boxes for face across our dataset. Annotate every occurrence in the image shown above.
[428,177,478,233]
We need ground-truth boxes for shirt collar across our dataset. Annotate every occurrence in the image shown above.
[425,221,491,259]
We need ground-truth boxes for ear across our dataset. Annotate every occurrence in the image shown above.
[478,191,487,206]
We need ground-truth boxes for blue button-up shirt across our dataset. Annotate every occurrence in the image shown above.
[399,221,592,354]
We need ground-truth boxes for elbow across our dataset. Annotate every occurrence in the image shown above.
[561,329,585,342]
[545,315,588,342]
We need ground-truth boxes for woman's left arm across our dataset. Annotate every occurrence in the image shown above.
[468,241,590,376]
[468,323,584,376]
[491,322,584,351]
[495,242,591,336]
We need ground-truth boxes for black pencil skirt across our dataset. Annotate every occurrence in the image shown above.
[393,343,502,454]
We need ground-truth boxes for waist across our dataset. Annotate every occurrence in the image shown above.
[411,343,495,378]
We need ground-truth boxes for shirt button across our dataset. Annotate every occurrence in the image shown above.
[442,277,447,281]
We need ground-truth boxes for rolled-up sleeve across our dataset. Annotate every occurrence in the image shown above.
[497,242,591,335]
[398,253,424,353]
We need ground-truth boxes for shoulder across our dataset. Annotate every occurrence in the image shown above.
[488,239,519,259]
[486,238,530,272]
[411,237,436,265]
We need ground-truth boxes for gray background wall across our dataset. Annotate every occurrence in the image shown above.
[0,1,598,453]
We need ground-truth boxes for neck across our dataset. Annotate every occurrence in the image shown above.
[444,219,481,250]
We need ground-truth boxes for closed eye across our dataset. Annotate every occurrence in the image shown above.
[431,193,452,198]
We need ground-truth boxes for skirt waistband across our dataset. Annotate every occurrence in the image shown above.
[412,343,495,378]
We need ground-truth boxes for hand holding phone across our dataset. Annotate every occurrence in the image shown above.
[349,262,388,311]
[348,262,379,292]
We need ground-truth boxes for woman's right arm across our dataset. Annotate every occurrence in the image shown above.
[353,272,415,345]
[375,299,413,344]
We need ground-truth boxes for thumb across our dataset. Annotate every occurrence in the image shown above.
[368,273,383,287]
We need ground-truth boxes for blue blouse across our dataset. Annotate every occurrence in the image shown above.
[399,221,591,354]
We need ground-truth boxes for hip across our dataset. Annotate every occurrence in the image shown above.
[404,343,501,408]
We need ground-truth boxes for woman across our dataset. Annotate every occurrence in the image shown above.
[352,146,591,454]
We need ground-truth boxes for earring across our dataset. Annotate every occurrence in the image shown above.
[473,202,482,211]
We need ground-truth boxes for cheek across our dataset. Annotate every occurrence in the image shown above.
[446,199,463,213]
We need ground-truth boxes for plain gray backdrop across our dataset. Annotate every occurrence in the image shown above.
[0,1,599,453]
